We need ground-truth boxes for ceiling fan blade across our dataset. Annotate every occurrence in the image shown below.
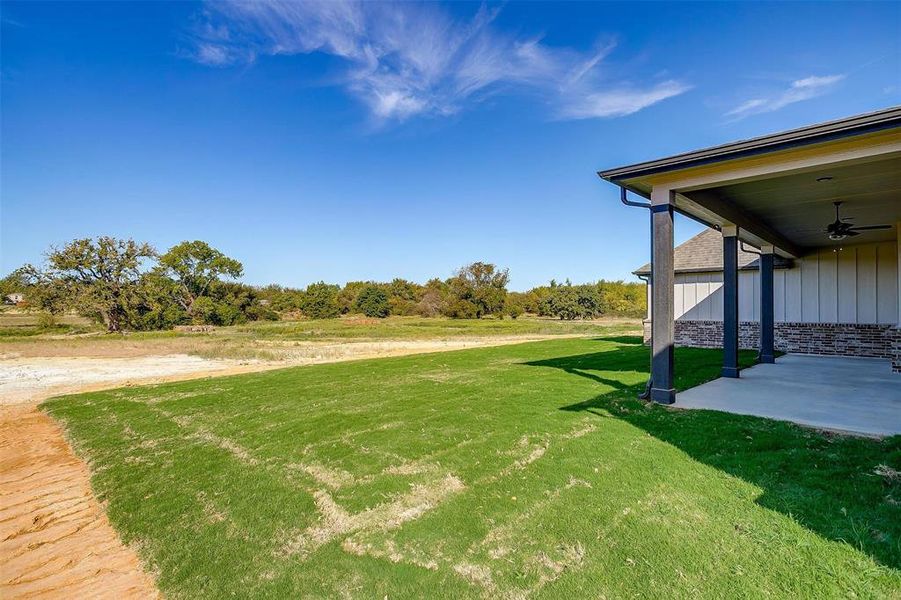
[846,230,861,236]
[850,225,893,231]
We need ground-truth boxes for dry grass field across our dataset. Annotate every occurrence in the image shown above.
[0,310,641,361]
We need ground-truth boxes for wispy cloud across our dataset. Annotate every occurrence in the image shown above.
[726,74,845,119]
[560,80,692,120]
[187,1,689,123]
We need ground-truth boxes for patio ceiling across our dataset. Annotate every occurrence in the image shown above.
[599,107,901,258]
[683,153,901,250]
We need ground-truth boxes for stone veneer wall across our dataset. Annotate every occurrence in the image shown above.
[642,319,900,366]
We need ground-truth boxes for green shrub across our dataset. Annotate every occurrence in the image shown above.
[191,296,218,324]
[444,299,479,319]
[255,284,304,312]
[245,304,279,321]
[338,281,369,314]
[505,303,524,319]
[504,292,527,319]
[445,262,509,318]
[355,285,390,318]
[541,284,602,320]
[301,282,341,319]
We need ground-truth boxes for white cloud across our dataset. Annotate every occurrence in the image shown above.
[195,43,235,66]
[726,74,845,119]
[188,1,688,123]
[560,80,692,119]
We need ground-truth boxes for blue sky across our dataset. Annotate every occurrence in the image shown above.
[2,1,898,290]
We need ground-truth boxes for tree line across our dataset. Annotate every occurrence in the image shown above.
[2,237,646,332]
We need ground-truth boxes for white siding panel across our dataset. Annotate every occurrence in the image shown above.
[800,254,819,322]
[752,270,760,320]
[739,271,755,321]
[709,273,724,320]
[877,241,899,324]
[818,249,838,323]
[784,266,802,322]
[646,284,652,320]
[774,270,786,322]
[669,240,895,325]
[696,274,711,320]
[856,245,878,324]
[674,276,685,319]
[682,274,698,320]
[837,247,857,323]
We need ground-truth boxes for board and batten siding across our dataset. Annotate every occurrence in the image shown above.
[646,241,899,325]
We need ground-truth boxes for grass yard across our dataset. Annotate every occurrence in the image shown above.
[44,336,901,598]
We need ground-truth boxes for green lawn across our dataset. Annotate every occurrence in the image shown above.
[44,336,901,598]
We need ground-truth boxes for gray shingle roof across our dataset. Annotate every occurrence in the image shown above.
[633,228,792,275]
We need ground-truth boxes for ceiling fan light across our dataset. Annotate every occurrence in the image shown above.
[829,233,846,241]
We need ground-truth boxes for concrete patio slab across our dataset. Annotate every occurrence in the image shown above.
[675,354,901,437]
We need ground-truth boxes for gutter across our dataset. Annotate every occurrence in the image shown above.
[598,106,901,183]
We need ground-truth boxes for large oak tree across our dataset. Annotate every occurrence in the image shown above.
[157,240,243,318]
[41,237,156,332]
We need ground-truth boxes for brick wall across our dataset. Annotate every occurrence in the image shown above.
[893,328,901,373]
[643,319,899,362]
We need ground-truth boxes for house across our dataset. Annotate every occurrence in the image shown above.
[4,293,25,305]
[599,106,901,407]
[633,228,898,361]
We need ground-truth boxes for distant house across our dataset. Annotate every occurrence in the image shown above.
[4,293,25,305]
[633,228,898,360]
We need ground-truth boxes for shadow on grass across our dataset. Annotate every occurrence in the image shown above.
[524,338,901,570]
[586,335,645,345]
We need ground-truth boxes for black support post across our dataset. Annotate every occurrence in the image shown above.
[722,229,740,378]
[759,250,775,363]
[650,194,675,404]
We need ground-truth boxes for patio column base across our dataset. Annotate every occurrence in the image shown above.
[758,354,775,364]
[651,387,676,404]
[721,366,740,378]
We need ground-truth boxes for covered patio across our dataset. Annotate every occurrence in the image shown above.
[599,107,901,423]
[675,354,901,436]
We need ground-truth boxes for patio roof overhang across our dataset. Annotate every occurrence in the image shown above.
[599,106,901,258]
[596,107,901,404]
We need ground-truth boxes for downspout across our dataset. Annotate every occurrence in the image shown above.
[739,241,766,363]
[619,187,654,400]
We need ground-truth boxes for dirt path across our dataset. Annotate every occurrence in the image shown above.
[0,336,570,599]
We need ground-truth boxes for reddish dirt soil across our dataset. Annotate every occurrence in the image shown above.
[0,361,277,599]
[0,403,159,599]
